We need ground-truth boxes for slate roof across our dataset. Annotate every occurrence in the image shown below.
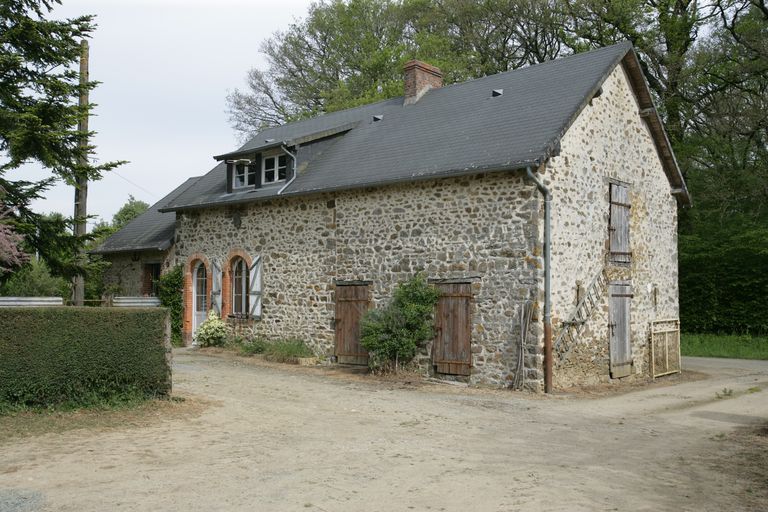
[159,41,688,213]
[92,177,200,254]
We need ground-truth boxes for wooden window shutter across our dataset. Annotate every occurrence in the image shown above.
[211,260,222,315]
[225,163,234,194]
[609,183,631,264]
[248,255,263,318]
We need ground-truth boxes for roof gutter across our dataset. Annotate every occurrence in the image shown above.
[525,165,553,394]
[277,145,297,195]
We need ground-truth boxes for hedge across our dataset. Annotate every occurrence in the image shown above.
[0,307,172,408]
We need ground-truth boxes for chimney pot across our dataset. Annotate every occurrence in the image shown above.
[403,60,442,105]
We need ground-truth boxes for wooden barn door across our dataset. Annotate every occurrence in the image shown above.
[334,284,370,365]
[434,283,472,376]
[609,281,633,378]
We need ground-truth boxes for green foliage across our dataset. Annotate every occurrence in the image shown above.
[111,195,149,230]
[263,339,315,362]
[0,1,125,280]
[680,228,768,334]
[0,307,171,410]
[226,327,314,360]
[194,311,230,347]
[158,265,184,345]
[229,0,767,337]
[360,275,440,371]
[0,258,69,298]
[681,333,768,361]
[238,338,268,356]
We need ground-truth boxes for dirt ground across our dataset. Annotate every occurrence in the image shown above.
[1,350,767,512]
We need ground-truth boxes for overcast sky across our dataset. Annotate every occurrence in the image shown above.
[11,0,314,227]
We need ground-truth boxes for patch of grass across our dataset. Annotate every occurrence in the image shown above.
[237,338,268,356]
[0,395,199,443]
[681,333,768,360]
[0,388,157,416]
[264,339,314,362]
[716,387,733,399]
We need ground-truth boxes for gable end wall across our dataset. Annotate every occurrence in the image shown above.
[545,63,679,387]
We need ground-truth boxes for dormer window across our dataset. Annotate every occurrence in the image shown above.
[233,162,257,189]
[263,155,287,185]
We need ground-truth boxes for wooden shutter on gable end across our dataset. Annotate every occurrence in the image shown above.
[609,183,631,264]
[249,255,263,318]
[211,260,222,315]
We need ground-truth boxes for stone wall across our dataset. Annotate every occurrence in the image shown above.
[102,249,173,297]
[174,195,338,355]
[170,62,680,391]
[173,172,543,389]
[543,64,680,387]
[335,173,541,388]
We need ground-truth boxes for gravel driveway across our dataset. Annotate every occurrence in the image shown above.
[1,350,766,511]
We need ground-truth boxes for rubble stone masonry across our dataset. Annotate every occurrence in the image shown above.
[544,64,679,387]
[173,173,543,389]
[169,63,679,391]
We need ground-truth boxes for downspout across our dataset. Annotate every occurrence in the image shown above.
[525,166,553,394]
[278,145,297,195]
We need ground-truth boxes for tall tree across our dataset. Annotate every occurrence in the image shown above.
[562,0,719,145]
[111,195,149,230]
[0,0,123,278]
[226,0,570,138]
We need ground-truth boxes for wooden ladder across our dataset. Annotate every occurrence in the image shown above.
[553,266,608,363]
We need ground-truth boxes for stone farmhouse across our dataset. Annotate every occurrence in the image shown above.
[95,42,690,391]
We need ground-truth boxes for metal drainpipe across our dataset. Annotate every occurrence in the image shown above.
[277,145,297,195]
[525,166,553,393]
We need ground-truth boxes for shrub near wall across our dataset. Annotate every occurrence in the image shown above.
[0,307,172,409]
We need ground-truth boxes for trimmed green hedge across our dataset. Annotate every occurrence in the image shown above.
[0,307,171,409]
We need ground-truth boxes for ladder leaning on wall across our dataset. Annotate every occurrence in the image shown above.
[553,266,609,363]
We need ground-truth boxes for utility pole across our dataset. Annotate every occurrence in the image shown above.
[72,40,89,306]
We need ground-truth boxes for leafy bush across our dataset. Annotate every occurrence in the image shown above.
[194,311,230,347]
[0,259,69,298]
[230,326,268,355]
[239,338,269,355]
[0,307,171,411]
[360,275,440,371]
[680,227,768,334]
[158,265,184,345]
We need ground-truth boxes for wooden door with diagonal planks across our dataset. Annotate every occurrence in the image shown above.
[335,284,370,365]
[434,282,472,376]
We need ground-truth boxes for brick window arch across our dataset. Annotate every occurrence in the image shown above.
[183,253,211,344]
[222,249,253,318]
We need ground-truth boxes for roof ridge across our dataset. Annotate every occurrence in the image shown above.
[425,41,632,94]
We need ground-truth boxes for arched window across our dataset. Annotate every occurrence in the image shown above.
[193,261,208,334]
[231,257,249,316]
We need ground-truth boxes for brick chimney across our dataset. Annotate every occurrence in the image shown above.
[403,60,442,105]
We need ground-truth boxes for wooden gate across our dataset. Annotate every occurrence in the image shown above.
[433,282,472,376]
[334,284,370,365]
[609,281,633,378]
[650,318,681,378]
